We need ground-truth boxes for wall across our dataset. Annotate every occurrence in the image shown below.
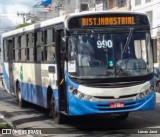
[131,0,160,66]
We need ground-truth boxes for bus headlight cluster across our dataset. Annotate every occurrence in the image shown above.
[70,86,93,101]
[136,84,155,99]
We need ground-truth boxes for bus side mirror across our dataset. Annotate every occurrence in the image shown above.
[152,39,157,63]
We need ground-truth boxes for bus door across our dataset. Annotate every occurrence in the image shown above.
[55,29,67,113]
[7,38,14,94]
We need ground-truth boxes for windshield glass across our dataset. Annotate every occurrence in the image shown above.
[67,32,153,78]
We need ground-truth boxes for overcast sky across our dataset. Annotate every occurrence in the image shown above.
[0,0,38,33]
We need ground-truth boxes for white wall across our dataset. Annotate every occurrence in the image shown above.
[131,0,160,66]
[131,0,160,38]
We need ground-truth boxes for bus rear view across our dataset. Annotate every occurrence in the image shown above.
[66,11,155,119]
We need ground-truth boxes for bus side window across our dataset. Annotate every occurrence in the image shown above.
[18,36,21,61]
[44,28,55,63]
[28,33,34,62]
[21,35,27,61]
[36,31,43,62]
[3,40,8,62]
[13,38,15,61]
[14,37,19,62]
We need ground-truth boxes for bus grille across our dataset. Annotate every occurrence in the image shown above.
[96,101,142,111]
[94,94,137,99]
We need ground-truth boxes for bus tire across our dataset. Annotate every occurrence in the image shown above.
[49,93,65,124]
[17,82,26,107]
[114,113,129,120]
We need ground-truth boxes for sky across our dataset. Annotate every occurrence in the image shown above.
[0,0,38,33]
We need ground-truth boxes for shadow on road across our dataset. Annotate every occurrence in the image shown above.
[1,90,160,135]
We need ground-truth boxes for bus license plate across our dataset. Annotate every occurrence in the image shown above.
[110,102,124,108]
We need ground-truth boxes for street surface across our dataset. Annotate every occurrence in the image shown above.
[0,82,160,137]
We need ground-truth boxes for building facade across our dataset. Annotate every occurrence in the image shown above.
[131,0,160,66]
[30,0,96,22]
[95,0,131,11]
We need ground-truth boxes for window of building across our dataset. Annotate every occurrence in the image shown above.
[80,3,89,11]
[118,0,126,7]
[135,0,141,6]
[106,0,109,9]
[145,0,151,3]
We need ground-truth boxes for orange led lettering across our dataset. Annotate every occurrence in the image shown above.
[93,18,97,25]
[105,18,109,25]
[132,17,135,24]
[109,18,113,25]
[100,18,105,25]
[89,18,93,25]
[118,17,121,24]
[82,18,86,26]
[113,17,117,25]
[81,16,136,26]
[121,17,126,25]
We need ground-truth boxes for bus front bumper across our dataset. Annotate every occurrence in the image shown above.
[68,92,156,116]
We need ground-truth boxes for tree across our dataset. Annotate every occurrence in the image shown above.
[15,23,33,29]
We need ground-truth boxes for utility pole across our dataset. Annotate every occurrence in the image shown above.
[17,12,27,24]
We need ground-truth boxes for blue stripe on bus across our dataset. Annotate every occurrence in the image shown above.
[3,64,10,91]
[67,91,156,116]
[18,82,59,109]
[65,72,78,89]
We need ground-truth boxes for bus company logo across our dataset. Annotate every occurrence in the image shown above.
[114,95,120,99]
[2,129,12,134]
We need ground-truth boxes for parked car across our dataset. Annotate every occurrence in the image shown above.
[154,67,160,92]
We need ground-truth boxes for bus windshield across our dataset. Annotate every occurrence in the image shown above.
[67,32,153,78]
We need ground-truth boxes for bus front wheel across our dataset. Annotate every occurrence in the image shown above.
[49,94,65,124]
[17,83,26,107]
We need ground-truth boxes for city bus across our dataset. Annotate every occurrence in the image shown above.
[1,11,156,124]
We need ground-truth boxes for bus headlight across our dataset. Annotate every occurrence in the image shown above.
[70,86,93,101]
[136,84,155,99]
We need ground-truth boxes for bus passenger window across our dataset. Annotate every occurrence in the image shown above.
[27,33,34,61]
[18,36,21,61]
[21,35,27,61]
[29,48,34,61]
[43,28,55,62]
[3,40,8,61]
[47,46,55,62]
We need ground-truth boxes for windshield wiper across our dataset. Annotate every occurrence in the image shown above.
[122,28,134,53]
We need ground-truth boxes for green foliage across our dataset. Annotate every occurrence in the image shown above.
[0,123,13,129]
[15,23,33,29]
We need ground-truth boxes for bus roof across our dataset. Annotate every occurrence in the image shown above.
[2,11,148,38]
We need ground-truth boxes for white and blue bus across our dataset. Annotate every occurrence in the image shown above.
[1,11,156,123]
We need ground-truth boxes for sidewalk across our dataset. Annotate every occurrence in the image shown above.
[0,113,14,129]
[0,80,14,129]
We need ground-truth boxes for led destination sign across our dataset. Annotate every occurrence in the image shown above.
[68,14,149,29]
[82,17,135,26]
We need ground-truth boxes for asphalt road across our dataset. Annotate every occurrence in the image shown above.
[0,82,160,137]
